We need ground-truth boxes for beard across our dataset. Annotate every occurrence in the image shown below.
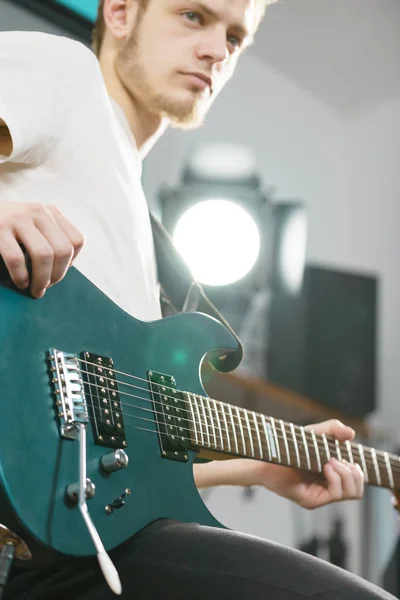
[116,19,208,129]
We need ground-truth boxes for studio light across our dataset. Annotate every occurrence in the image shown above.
[157,143,308,337]
[159,143,268,290]
[173,199,261,286]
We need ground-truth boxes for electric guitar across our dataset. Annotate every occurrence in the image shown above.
[0,268,399,588]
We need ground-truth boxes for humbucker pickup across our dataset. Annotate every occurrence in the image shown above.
[81,352,127,449]
[148,371,189,462]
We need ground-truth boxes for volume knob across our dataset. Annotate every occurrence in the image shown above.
[101,449,129,473]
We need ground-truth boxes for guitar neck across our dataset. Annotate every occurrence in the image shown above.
[184,393,399,492]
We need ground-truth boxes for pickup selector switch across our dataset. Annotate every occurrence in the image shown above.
[101,449,129,473]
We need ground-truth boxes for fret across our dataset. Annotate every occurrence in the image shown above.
[205,397,217,449]
[358,444,369,483]
[228,405,239,455]
[198,396,211,448]
[270,417,281,463]
[212,399,224,451]
[384,451,395,489]
[290,423,301,467]
[311,430,322,472]
[244,409,255,458]
[300,427,311,470]
[252,412,263,459]
[335,439,342,461]
[236,407,247,456]
[186,394,199,446]
[192,394,205,447]
[280,420,290,465]
[220,403,232,453]
[370,448,381,486]
[261,414,273,461]
[322,433,331,461]
[345,440,354,464]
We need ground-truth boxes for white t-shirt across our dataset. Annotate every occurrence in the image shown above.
[0,31,162,322]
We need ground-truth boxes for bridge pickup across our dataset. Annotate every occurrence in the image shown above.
[148,371,189,462]
[80,352,127,450]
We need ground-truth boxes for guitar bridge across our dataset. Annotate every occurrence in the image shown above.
[49,349,88,440]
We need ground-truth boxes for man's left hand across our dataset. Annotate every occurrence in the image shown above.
[245,419,365,509]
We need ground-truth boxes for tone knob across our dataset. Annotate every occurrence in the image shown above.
[66,478,96,503]
[101,449,129,473]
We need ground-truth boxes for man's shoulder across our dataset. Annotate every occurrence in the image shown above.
[0,31,97,71]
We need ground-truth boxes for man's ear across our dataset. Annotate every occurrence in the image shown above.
[103,0,140,43]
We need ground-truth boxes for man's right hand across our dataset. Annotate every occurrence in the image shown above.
[0,202,85,298]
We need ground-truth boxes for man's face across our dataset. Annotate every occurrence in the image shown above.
[115,0,256,128]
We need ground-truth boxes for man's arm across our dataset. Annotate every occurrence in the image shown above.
[0,118,12,157]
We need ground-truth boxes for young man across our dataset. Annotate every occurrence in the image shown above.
[0,1,394,598]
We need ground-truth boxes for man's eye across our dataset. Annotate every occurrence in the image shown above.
[228,36,241,49]
[183,11,202,23]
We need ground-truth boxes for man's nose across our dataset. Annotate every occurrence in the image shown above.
[196,28,229,65]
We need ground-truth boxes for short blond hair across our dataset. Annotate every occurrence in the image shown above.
[92,0,277,57]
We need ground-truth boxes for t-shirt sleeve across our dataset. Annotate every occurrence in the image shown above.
[0,31,100,165]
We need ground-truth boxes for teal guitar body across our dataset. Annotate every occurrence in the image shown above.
[0,268,238,567]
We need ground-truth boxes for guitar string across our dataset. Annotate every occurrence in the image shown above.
[76,357,370,446]
[72,376,400,476]
[77,362,362,444]
[77,354,394,463]
[74,405,399,485]
[82,373,373,458]
[97,418,400,492]
[74,366,399,471]
[76,365,400,475]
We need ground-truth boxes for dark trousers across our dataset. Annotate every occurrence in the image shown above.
[5,519,397,599]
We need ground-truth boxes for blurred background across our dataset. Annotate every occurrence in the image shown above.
[2,0,399,593]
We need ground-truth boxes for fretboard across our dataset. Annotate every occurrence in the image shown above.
[185,393,400,492]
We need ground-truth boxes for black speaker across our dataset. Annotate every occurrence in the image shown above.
[268,263,378,418]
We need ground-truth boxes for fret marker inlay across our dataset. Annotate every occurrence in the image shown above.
[261,415,272,461]
[265,421,279,461]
